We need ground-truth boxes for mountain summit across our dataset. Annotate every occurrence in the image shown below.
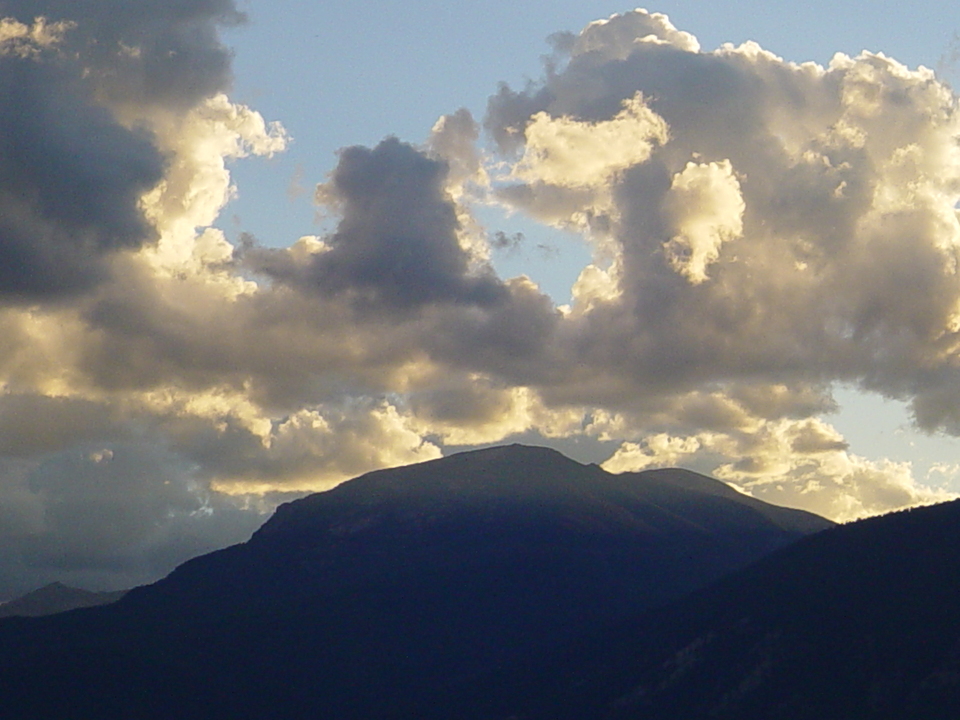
[0,444,830,719]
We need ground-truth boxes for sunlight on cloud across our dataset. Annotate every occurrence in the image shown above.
[569,261,624,312]
[0,16,72,56]
[209,403,442,495]
[572,9,700,58]
[513,93,668,188]
[602,416,958,522]
[410,379,584,446]
[139,93,287,277]
[662,160,744,284]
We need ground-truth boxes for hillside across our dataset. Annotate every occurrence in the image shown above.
[452,497,960,720]
[0,444,830,719]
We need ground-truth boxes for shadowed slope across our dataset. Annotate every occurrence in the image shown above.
[0,444,830,719]
[455,497,960,720]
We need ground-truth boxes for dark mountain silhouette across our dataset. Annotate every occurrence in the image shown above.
[0,444,830,719]
[452,497,960,720]
[0,582,126,618]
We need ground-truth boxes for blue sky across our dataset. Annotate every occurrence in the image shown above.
[2,1,960,599]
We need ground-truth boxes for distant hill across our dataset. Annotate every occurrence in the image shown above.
[0,582,126,618]
[451,497,960,720]
[0,444,830,719]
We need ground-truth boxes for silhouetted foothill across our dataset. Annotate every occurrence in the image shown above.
[0,582,126,618]
[455,497,960,720]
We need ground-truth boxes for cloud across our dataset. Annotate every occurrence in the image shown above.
[247,137,507,310]
[661,159,744,283]
[0,16,72,56]
[172,400,443,495]
[572,9,701,57]
[428,107,487,196]
[474,9,960,521]
[601,417,955,522]
[2,5,960,598]
[486,10,960,416]
[0,46,164,298]
[0,1,256,301]
[0,0,286,596]
[0,440,266,595]
[512,92,668,188]
[3,0,244,108]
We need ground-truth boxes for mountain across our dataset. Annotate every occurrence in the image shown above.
[0,444,830,719]
[453,497,960,720]
[0,582,126,618]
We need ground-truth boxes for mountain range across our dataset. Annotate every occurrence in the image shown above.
[3,443,951,718]
[0,582,126,619]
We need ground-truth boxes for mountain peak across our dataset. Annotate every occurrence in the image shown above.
[0,443,834,719]
[253,445,830,544]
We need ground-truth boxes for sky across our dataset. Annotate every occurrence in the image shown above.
[1,1,960,600]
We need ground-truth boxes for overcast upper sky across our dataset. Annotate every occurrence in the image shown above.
[1,1,960,600]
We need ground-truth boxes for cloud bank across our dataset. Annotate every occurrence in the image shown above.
[0,5,958,597]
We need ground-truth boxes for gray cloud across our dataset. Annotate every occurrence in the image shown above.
[1,0,242,107]
[248,137,507,311]
[0,0,245,299]
[0,441,264,597]
[0,53,164,297]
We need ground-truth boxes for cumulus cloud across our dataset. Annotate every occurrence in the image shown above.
[2,0,244,108]
[513,92,668,188]
[661,159,744,283]
[0,0,254,300]
[3,5,960,598]
[479,9,960,519]
[0,44,164,297]
[247,137,506,310]
[487,10,960,411]
[602,417,954,522]
[0,0,285,596]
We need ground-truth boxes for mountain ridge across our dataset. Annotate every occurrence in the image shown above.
[0,443,832,719]
[448,497,960,719]
[0,582,127,618]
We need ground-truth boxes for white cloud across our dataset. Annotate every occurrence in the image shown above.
[662,160,744,283]
[139,93,287,276]
[573,9,700,58]
[601,416,958,522]
[513,93,668,188]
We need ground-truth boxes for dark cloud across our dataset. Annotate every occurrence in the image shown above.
[491,230,525,251]
[248,137,507,310]
[0,394,122,457]
[1,0,243,107]
[0,0,245,299]
[0,56,164,298]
